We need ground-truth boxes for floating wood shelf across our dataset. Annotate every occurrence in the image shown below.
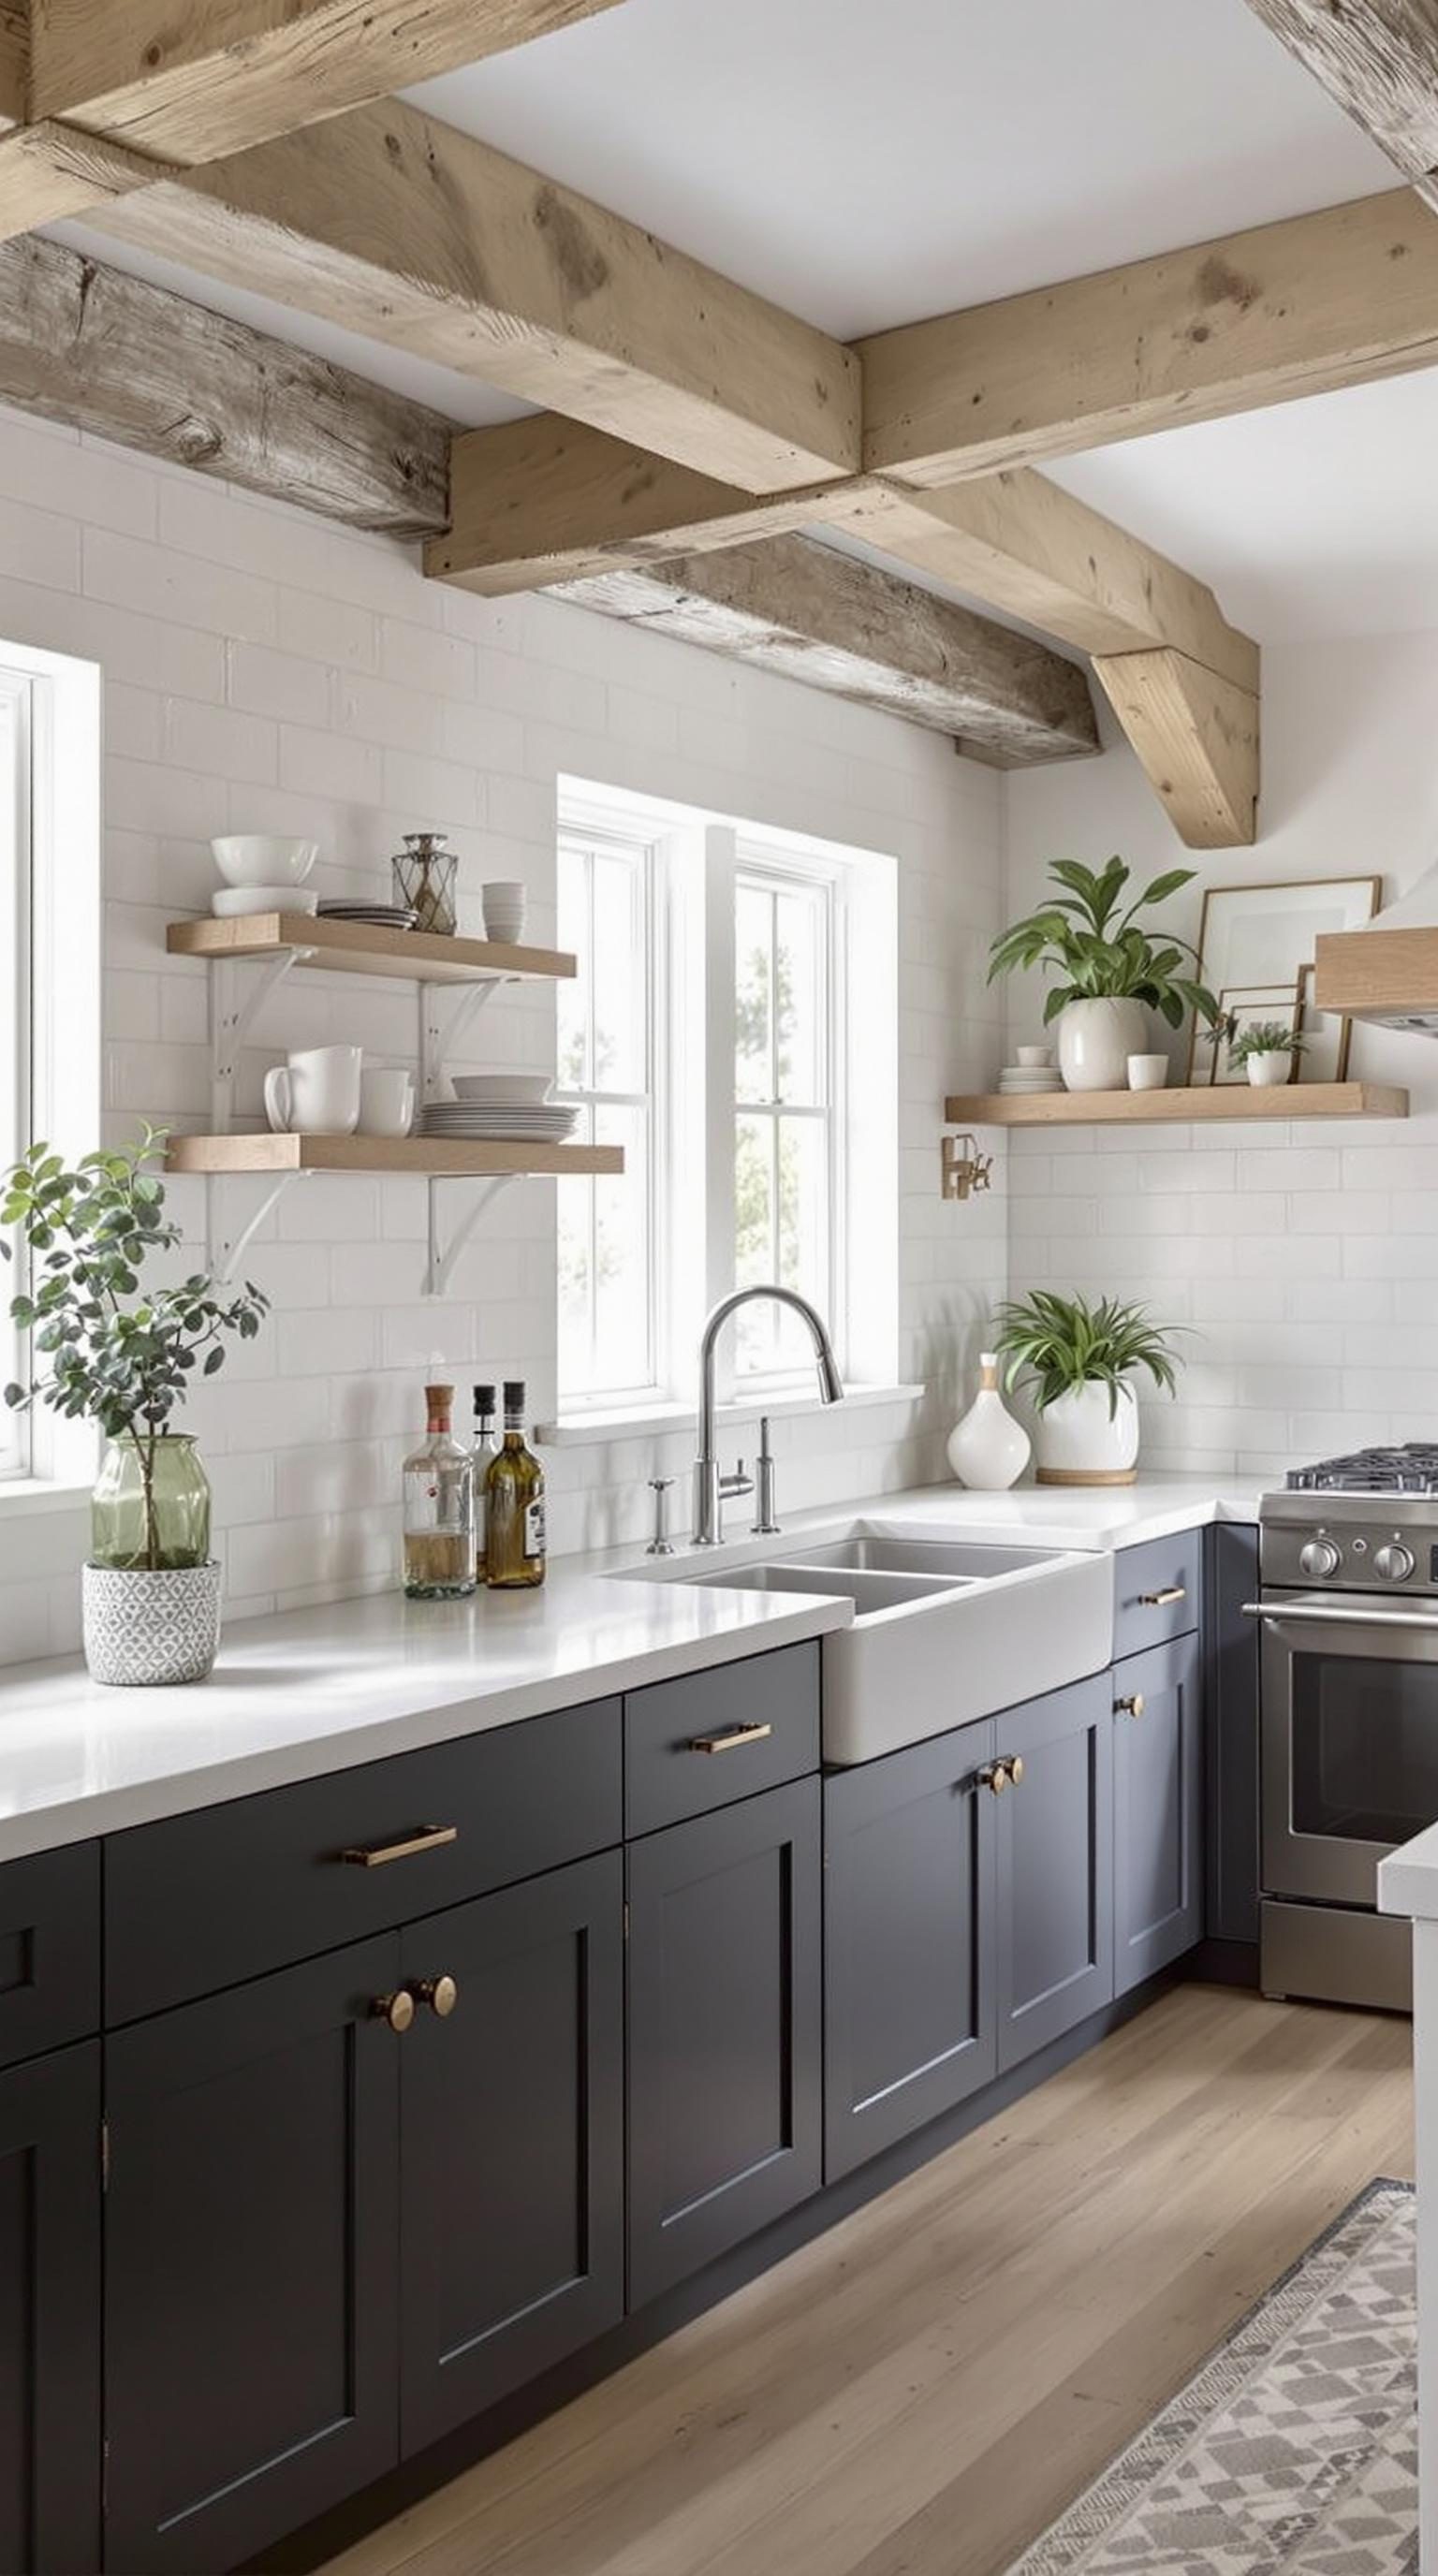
[944,1082,1409,1127]
[167,914,575,985]
[1313,928,1438,1028]
[166,1134,623,1178]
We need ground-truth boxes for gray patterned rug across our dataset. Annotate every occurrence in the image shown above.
[1007,2176,1417,2575]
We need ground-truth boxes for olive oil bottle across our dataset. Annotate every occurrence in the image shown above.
[471,1382,499,1582]
[484,1381,546,1588]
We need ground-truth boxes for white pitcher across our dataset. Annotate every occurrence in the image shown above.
[263,1046,362,1134]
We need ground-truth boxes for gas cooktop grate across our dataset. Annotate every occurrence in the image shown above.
[1286,1443,1438,1493]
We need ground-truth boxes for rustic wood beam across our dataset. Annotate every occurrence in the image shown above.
[1242,2,1438,210]
[1092,650,1260,847]
[0,6,24,129]
[0,230,449,534]
[555,537,1102,768]
[857,185,1438,483]
[91,102,860,492]
[27,0,629,165]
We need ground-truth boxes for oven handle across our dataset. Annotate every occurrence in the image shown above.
[1242,1600,1438,1633]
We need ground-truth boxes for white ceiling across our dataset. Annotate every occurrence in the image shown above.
[45,0,1438,642]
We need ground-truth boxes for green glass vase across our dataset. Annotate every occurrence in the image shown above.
[91,1433,213,1572]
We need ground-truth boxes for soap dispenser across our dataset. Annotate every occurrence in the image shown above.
[946,1352,1031,1491]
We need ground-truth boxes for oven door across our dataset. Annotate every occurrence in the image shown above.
[1254,1589,1438,1906]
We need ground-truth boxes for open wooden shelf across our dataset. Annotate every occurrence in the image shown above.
[944,1081,1409,1127]
[167,914,575,985]
[166,1134,624,1178]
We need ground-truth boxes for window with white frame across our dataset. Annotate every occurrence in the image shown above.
[0,670,32,1478]
[555,781,898,1422]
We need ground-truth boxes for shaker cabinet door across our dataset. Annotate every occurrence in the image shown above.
[824,1722,998,2182]
[399,1852,625,2455]
[994,1676,1114,2072]
[627,1778,822,2307]
[1114,1631,1204,1993]
[104,1939,402,2576]
[0,2042,101,2576]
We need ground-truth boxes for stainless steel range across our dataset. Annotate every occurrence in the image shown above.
[1253,1445,1438,2012]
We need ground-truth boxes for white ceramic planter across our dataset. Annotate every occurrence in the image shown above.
[81,1560,222,1686]
[1057,998,1149,1092]
[1034,1382,1139,1486]
[1246,1050,1294,1088]
[946,1354,1031,1491]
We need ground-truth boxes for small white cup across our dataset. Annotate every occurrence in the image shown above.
[482,880,527,943]
[264,1045,362,1134]
[358,1067,416,1138]
[1015,1044,1054,1070]
[1127,1052,1170,1091]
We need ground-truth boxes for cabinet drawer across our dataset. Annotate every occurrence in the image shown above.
[624,1643,820,1837]
[0,1843,100,2072]
[105,1697,623,2024]
[1112,1530,1201,1660]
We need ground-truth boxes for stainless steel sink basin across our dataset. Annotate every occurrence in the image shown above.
[788,1536,1053,1580]
[689,1563,973,1613]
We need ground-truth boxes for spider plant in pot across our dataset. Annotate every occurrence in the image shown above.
[992,1292,1187,1486]
[988,856,1221,1091]
[1,1131,269,1685]
[1228,1017,1308,1089]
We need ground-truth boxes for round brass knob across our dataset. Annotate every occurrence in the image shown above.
[1116,1692,1146,1719]
[1007,1754,1024,1786]
[372,1988,415,2034]
[981,1760,1011,1795]
[415,1972,459,2018]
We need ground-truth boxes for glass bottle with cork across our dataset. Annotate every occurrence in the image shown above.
[471,1382,500,1583]
[484,1381,546,1588]
[402,1383,476,1599]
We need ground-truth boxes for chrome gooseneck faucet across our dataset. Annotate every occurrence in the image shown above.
[692,1286,844,1545]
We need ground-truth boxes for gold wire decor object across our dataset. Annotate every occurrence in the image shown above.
[942,1133,994,1200]
[1183,874,1380,1080]
[391,832,458,936]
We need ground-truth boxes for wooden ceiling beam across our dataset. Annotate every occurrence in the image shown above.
[1092,650,1259,847]
[857,184,1438,483]
[89,102,860,492]
[0,229,449,533]
[1241,2,1438,210]
[554,536,1102,768]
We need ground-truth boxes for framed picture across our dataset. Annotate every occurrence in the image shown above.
[1205,983,1301,1085]
[1184,875,1380,1079]
[1298,961,1353,1084]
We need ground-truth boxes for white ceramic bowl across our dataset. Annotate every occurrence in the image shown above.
[450,1073,553,1104]
[212,886,321,918]
[212,835,319,888]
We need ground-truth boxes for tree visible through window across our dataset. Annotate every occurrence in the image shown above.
[733,868,831,1382]
[0,673,30,1478]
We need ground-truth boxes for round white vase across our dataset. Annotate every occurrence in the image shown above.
[1057,998,1150,1092]
[946,1354,1031,1491]
[1246,1050,1293,1088]
[81,1560,222,1686]
[1034,1382,1139,1486]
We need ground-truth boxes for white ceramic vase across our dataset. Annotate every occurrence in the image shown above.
[1057,998,1150,1092]
[1246,1050,1293,1088]
[1034,1381,1139,1486]
[81,1560,222,1686]
[946,1354,1031,1491]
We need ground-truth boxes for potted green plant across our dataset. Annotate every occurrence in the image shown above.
[2,1131,268,1685]
[991,1291,1186,1485]
[988,856,1220,1091]
[1227,1018,1307,1089]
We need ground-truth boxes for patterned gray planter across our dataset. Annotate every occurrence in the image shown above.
[81,1560,222,1687]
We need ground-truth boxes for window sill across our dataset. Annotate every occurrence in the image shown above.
[0,1474,91,1519]
[537,1384,924,1448]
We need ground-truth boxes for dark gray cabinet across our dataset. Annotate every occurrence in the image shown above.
[994,1676,1114,2071]
[104,1938,402,2576]
[1113,1631,1204,1993]
[399,1852,625,2453]
[627,1776,822,2305]
[823,1721,997,2182]
[1205,1522,1260,1946]
[0,2042,101,2576]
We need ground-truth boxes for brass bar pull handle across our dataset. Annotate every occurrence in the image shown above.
[341,1824,458,1868]
[1138,1585,1186,1606]
[690,1721,773,1755]
[1116,1692,1146,1719]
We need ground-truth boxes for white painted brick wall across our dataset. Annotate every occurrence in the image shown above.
[0,410,1005,1664]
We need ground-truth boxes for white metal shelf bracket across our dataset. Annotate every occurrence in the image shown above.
[418,977,516,1102]
[210,950,313,1133]
[425,1172,518,1298]
[206,1172,308,1285]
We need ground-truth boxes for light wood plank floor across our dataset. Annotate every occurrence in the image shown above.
[318,1984,1414,2576]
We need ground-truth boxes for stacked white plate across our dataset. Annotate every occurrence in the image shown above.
[420,1101,580,1142]
[317,900,418,930]
[997,1065,1064,1095]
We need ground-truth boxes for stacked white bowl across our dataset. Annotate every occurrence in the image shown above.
[211,837,320,919]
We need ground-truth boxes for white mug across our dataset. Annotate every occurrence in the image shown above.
[482,880,527,943]
[1127,1052,1171,1091]
[359,1067,415,1138]
[263,1045,362,1134]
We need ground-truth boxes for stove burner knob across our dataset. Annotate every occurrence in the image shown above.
[1299,1538,1342,1579]
[1374,1543,1416,1583]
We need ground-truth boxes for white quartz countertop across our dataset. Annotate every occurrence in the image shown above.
[1380,1824,1438,1923]
[0,1472,1263,1860]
